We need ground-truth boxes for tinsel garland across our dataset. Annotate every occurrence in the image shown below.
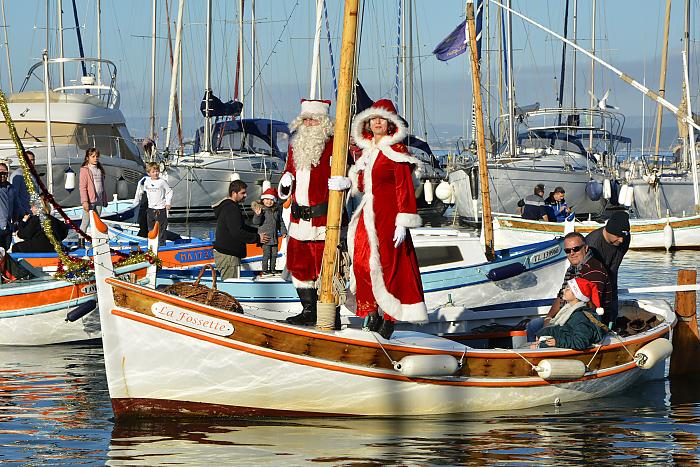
[0,89,158,284]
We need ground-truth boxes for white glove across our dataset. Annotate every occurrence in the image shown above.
[328,176,352,191]
[393,225,407,248]
[278,172,294,199]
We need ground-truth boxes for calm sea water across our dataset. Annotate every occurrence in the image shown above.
[1,231,699,465]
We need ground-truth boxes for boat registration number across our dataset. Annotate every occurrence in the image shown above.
[529,245,561,264]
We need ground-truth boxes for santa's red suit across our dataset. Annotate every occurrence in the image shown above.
[348,99,428,324]
[281,136,333,285]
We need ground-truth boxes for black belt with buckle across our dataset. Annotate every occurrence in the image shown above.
[291,202,328,221]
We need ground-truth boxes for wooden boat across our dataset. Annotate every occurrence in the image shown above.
[158,228,570,328]
[492,214,700,250]
[91,210,676,417]
[0,260,152,346]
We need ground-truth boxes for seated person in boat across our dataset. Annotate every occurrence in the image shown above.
[11,196,69,253]
[533,277,606,350]
[517,184,549,221]
[544,186,571,222]
[527,232,612,340]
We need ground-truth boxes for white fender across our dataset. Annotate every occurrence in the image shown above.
[663,221,674,252]
[603,178,612,200]
[394,354,459,377]
[435,180,453,201]
[64,167,76,192]
[230,172,241,182]
[116,175,129,200]
[262,179,272,192]
[618,184,629,205]
[634,338,673,370]
[423,180,434,205]
[535,359,586,380]
[624,184,634,207]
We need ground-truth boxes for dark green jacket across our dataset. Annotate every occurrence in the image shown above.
[537,302,606,350]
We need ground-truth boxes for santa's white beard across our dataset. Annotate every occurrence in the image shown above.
[290,118,333,171]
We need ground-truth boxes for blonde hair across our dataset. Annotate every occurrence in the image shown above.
[146,162,160,172]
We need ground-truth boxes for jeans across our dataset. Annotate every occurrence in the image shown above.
[262,244,278,271]
[526,317,546,342]
[79,204,103,234]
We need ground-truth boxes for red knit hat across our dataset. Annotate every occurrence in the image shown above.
[261,188,277,201]
[567,277,604,315]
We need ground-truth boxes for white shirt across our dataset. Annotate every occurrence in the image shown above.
[134,177,173,209]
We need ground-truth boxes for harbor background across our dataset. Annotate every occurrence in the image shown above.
[1,229,698,465]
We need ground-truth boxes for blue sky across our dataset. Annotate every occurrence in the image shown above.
[1,0,698,149]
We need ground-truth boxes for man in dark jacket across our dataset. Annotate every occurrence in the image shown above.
[518,184,549,221]
[213,180,269,280]
[586,211,631,325]
[527,232,612,340]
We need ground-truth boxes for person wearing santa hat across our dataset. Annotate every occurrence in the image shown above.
[252,188,287,275]
[533,277,607,350]
[344,98,428,340]
[279,99,350,326]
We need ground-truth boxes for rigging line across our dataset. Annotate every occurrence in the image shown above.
[247,0,299,100]
[323,0,337,98]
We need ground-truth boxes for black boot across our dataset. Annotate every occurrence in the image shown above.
[362,312,383,332]
[334,306,342,331]
[377,319,395,340]
[286,288,317,326]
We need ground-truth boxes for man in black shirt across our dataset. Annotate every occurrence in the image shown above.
[585,211,631,324]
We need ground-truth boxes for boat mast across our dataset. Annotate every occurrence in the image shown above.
[238,0,245,119]
[96,0,101,85]
[681,51,699,211]
[149,0,157,143]
[571,0,576,108]
[588,0,595,151]
[43,49,54,194]
[317,0,359,329]
[250,0,255,116]
[0,0,12,93]
[467,0,494,261]
[505,0,515,158]
[653,0,672,157]
[401,0,407,116]
[204,0,212,152]
[309,0,324,99]
[407,0,413,131]
[165,0,184,151]
[556,0,570,123]
[57,0,64,88]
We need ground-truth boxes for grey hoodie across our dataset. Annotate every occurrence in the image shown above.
[252,200,287,246]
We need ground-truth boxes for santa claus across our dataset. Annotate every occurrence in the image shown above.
[279,99,350,326]
[347,99,428,340]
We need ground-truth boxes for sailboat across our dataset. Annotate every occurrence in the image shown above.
[90,0,675,418]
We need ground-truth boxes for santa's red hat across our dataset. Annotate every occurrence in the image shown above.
[260,188,278,201]
[567,277,605,315]
[300,99,331,117]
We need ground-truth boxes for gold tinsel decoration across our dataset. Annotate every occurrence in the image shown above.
[0,89,157,284]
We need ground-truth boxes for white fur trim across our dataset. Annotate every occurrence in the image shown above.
[278,172,294,200]
[347,149,428,324]
[595,307,605,316]
[396,213,422,228]
[300,99,330,116]
[289,220,326,242]
[261,194,276,201]
[291,276,316,289]
[348,158,366,196]
[351,106,408,150]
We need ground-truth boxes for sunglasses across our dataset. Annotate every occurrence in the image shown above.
[564,244,585,254]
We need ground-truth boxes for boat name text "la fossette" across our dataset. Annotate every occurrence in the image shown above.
[174,249,214,263]
[151,302,234,336]
[529,245,562,264]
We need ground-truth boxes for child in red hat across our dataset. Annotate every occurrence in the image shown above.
[534,277,606,350]
[252,188,287,275]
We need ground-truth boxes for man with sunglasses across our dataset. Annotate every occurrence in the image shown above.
[527,232,612,341]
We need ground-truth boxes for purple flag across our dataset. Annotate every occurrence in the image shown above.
[432,19,468,61]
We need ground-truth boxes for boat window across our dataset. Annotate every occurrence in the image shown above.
[415,245,463,267]
[218,132,244,151]
[247,134,273,155]
[276,131,289,156]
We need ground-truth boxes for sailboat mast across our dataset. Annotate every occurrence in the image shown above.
[149,0,157,141]
[0,0,12,93]
[571,0,577,108]
[505,0,515,158]
[43,49,54,194]
[317,0,359,326]
[401,0,407,115]
[57,0,64,88]
[238,0,245,119]
[681,51,699,210]
[309,0,324,99]
[588,0,595,151]
[653,0,672,156]
[96,0,101,84]
[250,0,255,117]
[467,0,494,260]
[204,0,212,153]
[165,0,184,151]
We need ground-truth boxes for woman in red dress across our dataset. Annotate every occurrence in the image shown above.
[347,99,427,340]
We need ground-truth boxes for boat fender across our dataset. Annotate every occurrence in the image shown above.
[64,167,76,192]
[468,166,480,200]
[602,178,612,200]
[65,300,97,322]
[618,184,629,205]
[585,180,603,201]
[423,180,434,205]
[230,172,241,182]
[486,262,526,281]
[262,179,272,192]
[394,355,460,377]
[535,359,586,380]
[634,338,673,370]
[624,184,634,207]
[663,221,674,252]
[117,175,129,200]
[435,180,453,201]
